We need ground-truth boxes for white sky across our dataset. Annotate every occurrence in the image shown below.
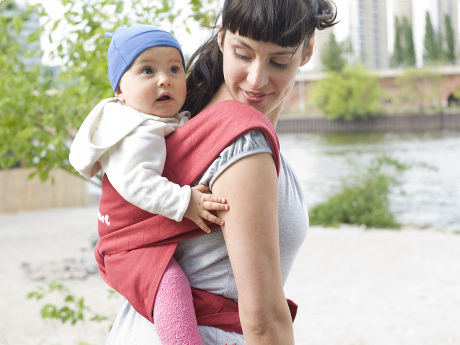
[20,0,454,68]
[19,0,214,65]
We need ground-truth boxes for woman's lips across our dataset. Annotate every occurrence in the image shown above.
[241,89,269,104]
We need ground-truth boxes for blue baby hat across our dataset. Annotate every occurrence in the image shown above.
[105,24,186,94]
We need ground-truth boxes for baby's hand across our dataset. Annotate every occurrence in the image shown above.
[184,185,229,233]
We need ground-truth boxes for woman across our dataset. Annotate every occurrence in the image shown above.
[106,0,337,344]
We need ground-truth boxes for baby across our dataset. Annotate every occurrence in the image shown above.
[69,24,228,345]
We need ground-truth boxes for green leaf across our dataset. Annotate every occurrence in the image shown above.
[65,295,75,302]
[51,18,61,32]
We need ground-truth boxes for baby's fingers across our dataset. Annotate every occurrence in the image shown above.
[201,211,225,227]
[194,184,210,193]
[202,193,227,205]
[202,200,229,211]
[194,217,212,234]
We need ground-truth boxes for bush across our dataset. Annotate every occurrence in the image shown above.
[311,63,383,121]
[309,170,400,228]
[308,156,429,229]
[27,282,112,325]
[27,282,118,344]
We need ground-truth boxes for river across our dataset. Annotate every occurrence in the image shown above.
[278,129,460,232]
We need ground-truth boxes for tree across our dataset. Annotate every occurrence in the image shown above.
[320,31,351,72]
[311,63,383,121]
[391,17,404,67]
[423,11,442,65]
[391,16,416,67]
[443,14,456,64]
[0,1,56,175]
[401,17,416,66]
[0,0,218,182]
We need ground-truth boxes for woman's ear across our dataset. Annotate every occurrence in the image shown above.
[115,86,125,104]
[301,34,315,67]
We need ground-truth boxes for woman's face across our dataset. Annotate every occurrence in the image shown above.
[218,30,311,125]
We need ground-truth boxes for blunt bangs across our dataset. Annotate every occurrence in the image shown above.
[222,0,315,47]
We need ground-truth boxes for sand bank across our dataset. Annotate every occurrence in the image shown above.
[1,205,459,345]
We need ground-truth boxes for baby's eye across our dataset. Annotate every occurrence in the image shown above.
[170,66,180,74]
[142,67,154,75]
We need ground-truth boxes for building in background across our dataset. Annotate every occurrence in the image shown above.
[311,0,389,71]
[392,0,412,22]
[392,0,459,66]
[349,0,389,69]
[312,0,460,71]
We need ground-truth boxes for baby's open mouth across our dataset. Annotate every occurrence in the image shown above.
[156,95,171,101]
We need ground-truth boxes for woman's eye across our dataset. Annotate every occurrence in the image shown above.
[271,61,289,69]
[233,51,250,61]
[142,67,154,75]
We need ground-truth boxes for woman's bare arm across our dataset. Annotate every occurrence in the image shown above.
[211,152,295,345]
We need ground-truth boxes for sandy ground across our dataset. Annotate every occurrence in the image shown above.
[1,205,460,345]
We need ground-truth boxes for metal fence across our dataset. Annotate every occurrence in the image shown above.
[276,113,460,133]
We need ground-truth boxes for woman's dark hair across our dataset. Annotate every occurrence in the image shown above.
[183,0,338,116]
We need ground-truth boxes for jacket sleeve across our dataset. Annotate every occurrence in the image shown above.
[69,99,113,179]
[102,119,191,222]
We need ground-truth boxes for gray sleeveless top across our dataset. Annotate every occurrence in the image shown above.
[105,130,308,345]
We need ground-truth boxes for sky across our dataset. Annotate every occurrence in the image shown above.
[18,0,448,68]
[18,0,216,65]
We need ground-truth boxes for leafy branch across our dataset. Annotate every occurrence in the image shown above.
[27,282,111,325]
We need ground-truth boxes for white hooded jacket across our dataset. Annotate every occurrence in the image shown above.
[69,98,191,222]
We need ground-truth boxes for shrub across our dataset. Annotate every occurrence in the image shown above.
[309,170,400,228]
[311,63,383,121]
[308,156,431,229]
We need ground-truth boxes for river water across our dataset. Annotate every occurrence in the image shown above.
[278,129,460,232]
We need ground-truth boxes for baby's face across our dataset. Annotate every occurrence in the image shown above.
[116,46,186,117]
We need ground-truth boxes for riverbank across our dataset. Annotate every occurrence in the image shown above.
[279,130,460,233]
[1,205,459,345]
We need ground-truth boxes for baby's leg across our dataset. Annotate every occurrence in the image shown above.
[154,256,204,345]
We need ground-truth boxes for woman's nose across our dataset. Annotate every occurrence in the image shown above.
[247,60,268,89]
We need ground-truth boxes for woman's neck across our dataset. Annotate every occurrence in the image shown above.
[202,84,232,112]
[267,104,283,128]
